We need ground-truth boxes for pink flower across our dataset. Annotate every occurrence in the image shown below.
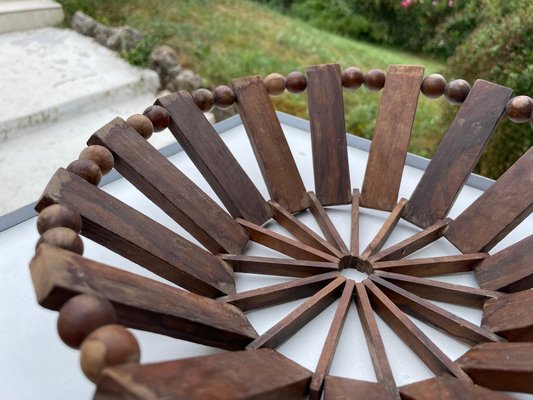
[401,0,412,8]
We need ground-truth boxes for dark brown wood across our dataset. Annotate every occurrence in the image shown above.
[361,198,407,260]
[247,277,346,349]
[373,253,488,277]
[374,271,501,307]
[31,244,257,350]
[402,80,512,228]
[309,280,355,400]
[474,234,533,292]
[231,75,309,213]
[237,218,339,263]
[368,219,450,263]
[219,254,338,277]
[444,79,471,104]
[306,64,351,206]
[482,290,533,342]
[88,117,249,255]
[95,349,312,400]
[218,271,341,311]
[156,91,272,225]
[369,275,502,345]
[355,283,399,400]
[445,146,533,253]
[324,377,393,400]
[360,65,424,211]
[363,279,471,381]
[457,342,533,393]
[35,168,235,298]
[350,189,360,256]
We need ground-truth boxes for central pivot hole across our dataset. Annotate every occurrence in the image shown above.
[338,255,373,281]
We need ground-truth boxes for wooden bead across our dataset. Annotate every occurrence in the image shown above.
[341,67,364,89]
[57,294,117,349]
[36,227,84,255]
[126,114,154,139]
[444,79,471,104]
[213,85,236,109]
[37,204,82,234]
[67,159,102,185]
[79,145,114,175]
[263,73,285,96]
[421,74,447,99]
[285,71,307,94]
[143,105,170,132]
[192,88,215,112]
[364,69,386,91]
[506,95,533,123]
[80,324,140,383]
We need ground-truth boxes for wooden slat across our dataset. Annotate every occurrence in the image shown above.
[218,271,341,312]
[306,63,351,206]
[324,377,393,400]
[474,234,533,292]
[351,189,360,256]
[402,80,512,228]
[237,218,339,263]
[373,253,488,277]
[232,75,309,213]
[35,168,234,298]
[457,342,533,393]
[219,254,338,277]
[247,277,346,349]
[156,91,272,225]
[445,146,533,253]
[309,280,355,400]
[95,349,312,400]
[363,279,471,381]
[355,283,399,399]
[31,245,257,350]
[360,65,424,211]
[88,117,248,255]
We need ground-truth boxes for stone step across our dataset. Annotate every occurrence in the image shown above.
[0,1,63,34]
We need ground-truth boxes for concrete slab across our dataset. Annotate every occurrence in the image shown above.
[0,1,63,34]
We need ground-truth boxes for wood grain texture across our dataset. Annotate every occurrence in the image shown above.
[31,244,257,350]
[402,80,512,228]
[306,64,351,206]
[156,91,272,225]
[95,349,312,400]
[457,342,533,393]
[324,377,394,400]
[351,189,360,256]
[445,146,533,253]
[88,117,248,255]
[232,76,309,213]
[247,277,345,349]
[474,234,533,292]
[35,168,235,298]
[360,65,424,211]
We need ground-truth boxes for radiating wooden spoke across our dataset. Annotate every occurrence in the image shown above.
[324,376,393,400]
[350,189,360,256]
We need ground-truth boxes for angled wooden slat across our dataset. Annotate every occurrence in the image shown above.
[361,199,407,260]
[373,253,488,277]
[308,191,350,255]
[306,63,351,206]
[360,65,424,211]
[231,75,309,213]
[474,234,533,292]
[237,218,339,263]
[156,91,272,225]
[368,219,450,263]
[95,349,312,400]
[218,271,341,311]
[35,168,234,297]
[355,283,399,400]
[445,146,533,253]
[309,280,355,400]
[351,189,360,256]
[374,271,501,307]
[31,245,257,350]
[324,377,393,400]
[363,279,471,381]
[247,277,346,349]
[457,342,533,393]
[88,117,248,255]
[370,276,502,345]
[219,254,338,277]
[402,80,513,228]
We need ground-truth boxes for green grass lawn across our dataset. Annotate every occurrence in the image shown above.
[59,0,454,157]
